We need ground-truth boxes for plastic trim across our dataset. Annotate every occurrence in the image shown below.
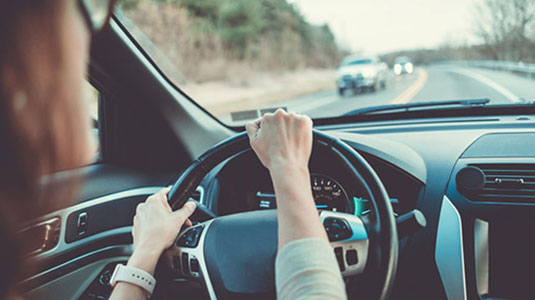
[167,219,217,299]
[435,196,467,300]
[474,218,489,296]
[19,245,132,292]
[24,187,163,261]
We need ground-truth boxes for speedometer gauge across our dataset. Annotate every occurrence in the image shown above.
[311,174,350,212]
[255,174,397,216]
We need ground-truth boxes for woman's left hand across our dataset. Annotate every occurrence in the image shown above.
[128,188,197,274]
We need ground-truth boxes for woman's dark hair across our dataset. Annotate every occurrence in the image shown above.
[0,1,89,297]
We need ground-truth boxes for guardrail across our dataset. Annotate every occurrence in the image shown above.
[439,60,535,79]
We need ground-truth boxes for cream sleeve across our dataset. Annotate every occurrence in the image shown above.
[275,238,347,300]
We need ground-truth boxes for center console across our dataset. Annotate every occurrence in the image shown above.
[439,133,535,300]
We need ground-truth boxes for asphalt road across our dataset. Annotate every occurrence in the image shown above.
[280,65,534,119]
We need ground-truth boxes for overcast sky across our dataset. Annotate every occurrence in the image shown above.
[289,0,481,54]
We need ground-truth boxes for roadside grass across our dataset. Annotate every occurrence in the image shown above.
[182,69,336,116]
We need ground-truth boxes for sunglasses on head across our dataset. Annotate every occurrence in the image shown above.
[78,0,117,33]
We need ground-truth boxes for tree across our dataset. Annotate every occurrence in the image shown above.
[219,0,264,58]
[474,0,535,62]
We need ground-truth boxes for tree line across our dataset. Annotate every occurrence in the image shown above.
[119,0,343,82]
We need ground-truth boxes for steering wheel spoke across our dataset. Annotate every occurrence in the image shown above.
[321,211,369,277]
[164,220,217,299]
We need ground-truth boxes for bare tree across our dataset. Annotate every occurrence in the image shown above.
[474,0,535,62]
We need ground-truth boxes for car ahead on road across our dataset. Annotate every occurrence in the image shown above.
[336,55,389,96]
[393,56,414,75]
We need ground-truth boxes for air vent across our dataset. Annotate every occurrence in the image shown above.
[458,164,535,203]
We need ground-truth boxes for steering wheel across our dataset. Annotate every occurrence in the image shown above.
[162,130,398,300]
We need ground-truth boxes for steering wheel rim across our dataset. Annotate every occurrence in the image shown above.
[167,130,398,300]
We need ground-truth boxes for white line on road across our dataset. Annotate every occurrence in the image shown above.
[446,68,523,103]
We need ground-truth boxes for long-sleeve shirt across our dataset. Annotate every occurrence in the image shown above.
[275,238,348,300]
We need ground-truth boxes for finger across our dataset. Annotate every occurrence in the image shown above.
[262,112,274,120]
[252,116,263,127]
[146,194,156,202]
[246,119,260,139]
[152,188,171,205]
[162,187,172,195]
[172,201,197,222]
[273,108,286,121]
[184,218,193,227]
[274,108,286,116]
[147,192,162,203]
[132,216,137,235]
[156,191,169,204]
[303,114,313,126]
[157,193,173,212]
[135,202,144,214]
[296,114,313,130]
[156,188,170,199]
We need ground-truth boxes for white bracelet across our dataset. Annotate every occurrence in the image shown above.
[110,264,156,297]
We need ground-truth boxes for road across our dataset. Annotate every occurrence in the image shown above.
[277,65,534,119]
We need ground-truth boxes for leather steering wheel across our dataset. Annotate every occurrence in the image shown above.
[163,130,398,300]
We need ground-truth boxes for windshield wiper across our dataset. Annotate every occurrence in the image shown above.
[343,99,491,116]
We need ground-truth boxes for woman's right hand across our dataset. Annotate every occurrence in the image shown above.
[110,189,195,300]
[246,109,313,173]
[128,188,196,275]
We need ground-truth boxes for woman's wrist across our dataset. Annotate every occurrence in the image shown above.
[269,163,315,208]
[269,162,309,180]
[127,246,162,275]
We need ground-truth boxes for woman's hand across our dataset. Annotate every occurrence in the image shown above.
[246,109,313,173]
[246,109,326,248]
[128,188,196,275]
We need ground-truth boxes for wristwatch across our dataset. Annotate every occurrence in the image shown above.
[110,264,156,297]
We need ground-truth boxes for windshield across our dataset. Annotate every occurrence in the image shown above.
[395,57,411,64]
[342,59,374,66]
[116,0,535,125]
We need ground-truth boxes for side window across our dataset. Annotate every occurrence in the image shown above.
[83,80,100,161]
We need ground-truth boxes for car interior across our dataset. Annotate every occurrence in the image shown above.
[16,12,535,300]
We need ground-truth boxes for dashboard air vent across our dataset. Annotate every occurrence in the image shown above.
[457,164,535,203]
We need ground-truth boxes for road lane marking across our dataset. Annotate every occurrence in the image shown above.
[446,68,522,103]
[390,68,428,104]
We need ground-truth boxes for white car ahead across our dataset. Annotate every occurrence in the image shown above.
[336,55,389,96]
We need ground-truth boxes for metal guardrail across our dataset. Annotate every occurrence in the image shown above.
[439,60,535,78]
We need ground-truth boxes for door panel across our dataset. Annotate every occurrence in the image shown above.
[24,256,129,300]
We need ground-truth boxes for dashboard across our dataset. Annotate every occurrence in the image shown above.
[203,144,424,220]
[19,113,535,300]
[196,114,535,300]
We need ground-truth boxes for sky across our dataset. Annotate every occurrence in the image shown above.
[288,0,482,55]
